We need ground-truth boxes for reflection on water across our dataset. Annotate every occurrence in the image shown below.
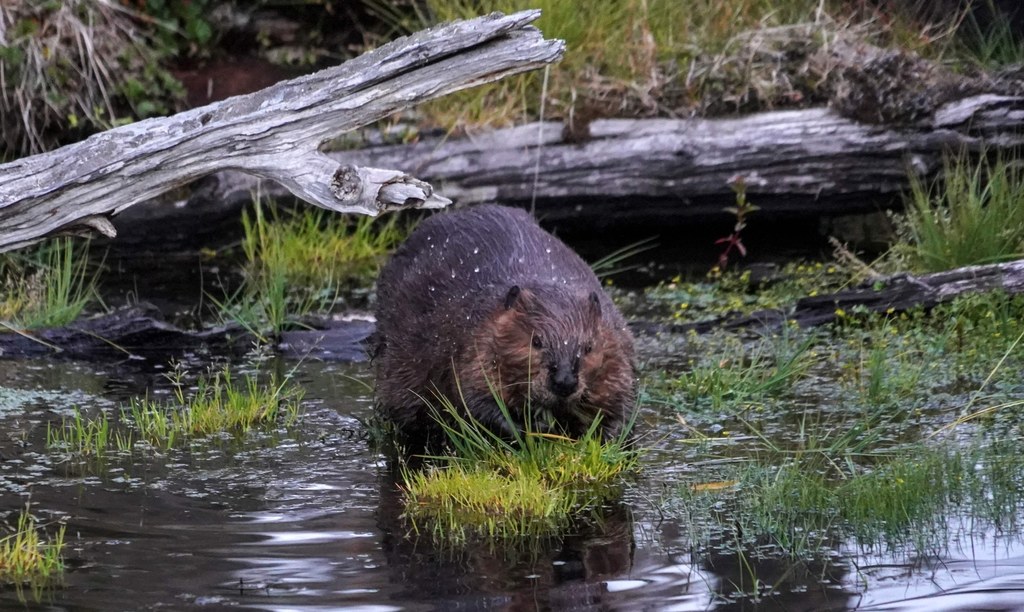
[0,356,1023,610]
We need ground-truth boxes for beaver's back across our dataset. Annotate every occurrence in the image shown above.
[377,205,604,314]
[373,205,631,435]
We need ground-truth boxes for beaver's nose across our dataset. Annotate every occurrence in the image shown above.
[549,364,578,397]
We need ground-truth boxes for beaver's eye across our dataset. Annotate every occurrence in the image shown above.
[531,336,543,350]
[583,342,593,355]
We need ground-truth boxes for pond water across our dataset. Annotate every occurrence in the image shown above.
[3,348,1024,611]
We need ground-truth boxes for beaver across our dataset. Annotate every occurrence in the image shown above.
[373,204,636,448]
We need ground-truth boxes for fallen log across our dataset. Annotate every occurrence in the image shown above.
[0,303,374,361]
[162,94,1024,237]
[328,95,1024,227]
[0,10,564,252]
[634,258,1024,336]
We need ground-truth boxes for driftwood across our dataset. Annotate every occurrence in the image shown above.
[103,97,1024,251]
[633,258,1024,336]
[170,94,1024,233]
[327,95,1024,225]
[0,10,564,252]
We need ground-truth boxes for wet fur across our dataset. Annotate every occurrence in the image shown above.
[373,205,636,447]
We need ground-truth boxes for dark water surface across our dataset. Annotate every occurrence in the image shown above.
[2,355,1024,611]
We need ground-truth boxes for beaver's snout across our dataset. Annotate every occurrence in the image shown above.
[549,359,579,397]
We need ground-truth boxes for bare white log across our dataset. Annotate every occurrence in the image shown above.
[312,94,1023,223]
[0,10,564,252]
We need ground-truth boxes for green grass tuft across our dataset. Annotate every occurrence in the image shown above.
[125,363,304,448]
[899,153,1024,272]
[0,239,97,329]
[47,362,303,460]
[0,507,65,590]
[401,393,638,544]
[216,200,406,338]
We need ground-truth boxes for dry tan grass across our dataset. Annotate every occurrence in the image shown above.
[0,0,181,158]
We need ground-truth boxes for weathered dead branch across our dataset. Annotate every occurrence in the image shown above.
[0,10,564,252]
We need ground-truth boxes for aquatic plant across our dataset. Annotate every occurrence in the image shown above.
[674,441,1024,561]
[899,152,1024,272]
[0,507,65,590]
[646,261,851,325]
[47,408,132,462]
[126,363,304,448]
[401,391,638,544]
[712,175,758,272]
[216,200,407,339]
[589,236,658,279]
[47,362,304,459]
[0,238,97,330]
[650,276,1024,567]
[650,328,816,411]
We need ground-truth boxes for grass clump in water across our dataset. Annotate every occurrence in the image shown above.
[670,441,1020,562]
[0,239,97,330]
[894,152,1024,273]
[46,408,133,463]
[217,200,406,338]
[645,261,851,325]
[402,395,638,545]
[126,363,303,448]
[0,507,65,591]
[654,330,817,411]
[47,362,303,459]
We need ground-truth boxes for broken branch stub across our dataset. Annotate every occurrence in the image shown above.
[0,10,565,253]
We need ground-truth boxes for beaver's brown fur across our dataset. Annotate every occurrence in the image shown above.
[373,204,636,447]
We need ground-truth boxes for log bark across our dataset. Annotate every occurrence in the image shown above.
[0,10,564,252]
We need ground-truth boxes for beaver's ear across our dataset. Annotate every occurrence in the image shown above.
[587,291,602,320]
[504,285,522,310]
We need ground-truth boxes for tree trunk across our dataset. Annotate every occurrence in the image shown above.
[0,10,564,253]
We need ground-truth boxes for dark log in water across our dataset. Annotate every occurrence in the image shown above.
[0,304,373,360]
[634,258,1024,335]
[4,259,1020,359]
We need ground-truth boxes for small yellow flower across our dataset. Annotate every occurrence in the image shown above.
[835,308,847,318]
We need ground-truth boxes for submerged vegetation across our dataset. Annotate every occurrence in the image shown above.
[0,238,97,330]
[401,396,638,545]
[646,263,1024,568]
[0,507,65,591]
[671,442,1024,561]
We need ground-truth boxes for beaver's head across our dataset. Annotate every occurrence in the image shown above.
[468,284,632,433]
